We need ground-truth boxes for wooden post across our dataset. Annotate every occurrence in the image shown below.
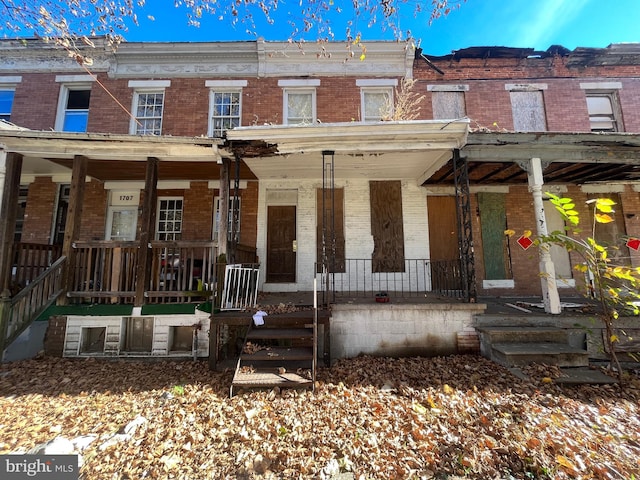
[135,157,158,306]
[0,153,22,293]
[60,155,88,305]
[0,289,11,360]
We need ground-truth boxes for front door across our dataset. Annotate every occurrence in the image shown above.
[266,205,296,283]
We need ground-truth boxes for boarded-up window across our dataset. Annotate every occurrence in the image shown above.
[588,193,631,265]
[510,91,547,132]
[478,192,512,280]
[370,181,405,272]
[316,188,345,273]
[432,91,466,120]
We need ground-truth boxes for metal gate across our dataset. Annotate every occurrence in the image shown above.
[220,264,260,311]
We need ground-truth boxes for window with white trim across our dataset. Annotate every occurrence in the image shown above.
[132,91,165,135]
[56,85,91,132]
[0,89,15,122]
[213,196,241,242]
[209,91,241,137]
[586,93,622,132]
[156,198,183,241]
[283,89,315,125]
[361,88,393,122]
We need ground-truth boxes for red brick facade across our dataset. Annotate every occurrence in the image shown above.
[5,41,640,298]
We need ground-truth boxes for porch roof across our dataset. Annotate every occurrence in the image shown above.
[427,131,640,185]
[0,130,231,182]
[225,120,469,182]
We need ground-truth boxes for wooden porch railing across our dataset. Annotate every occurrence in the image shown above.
[147,241,218,303]
[64,241,257,305]
[11,242,63,290]
[1,255,66,357]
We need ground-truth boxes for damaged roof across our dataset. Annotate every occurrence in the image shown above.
[420,43,640,65]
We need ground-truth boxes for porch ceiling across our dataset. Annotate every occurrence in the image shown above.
[0,130,258,182]
[226,120,469,181]
[426,131,640,185]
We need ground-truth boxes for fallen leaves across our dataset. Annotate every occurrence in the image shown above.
[0,355,639,479]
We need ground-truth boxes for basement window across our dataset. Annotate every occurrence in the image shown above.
[170,326,194,352]
[80,327,105,354]
[124,317,154,353]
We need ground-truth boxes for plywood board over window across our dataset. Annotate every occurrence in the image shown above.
[370,181,405,272]
[478,192,512,280]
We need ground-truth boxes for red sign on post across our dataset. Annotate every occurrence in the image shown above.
[626,238,640,251]
[517,235,534,250]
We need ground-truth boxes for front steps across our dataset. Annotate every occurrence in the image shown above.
[476,325,589,368]
[230,316,316,397]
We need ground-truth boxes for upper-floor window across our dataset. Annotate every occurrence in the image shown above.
[55,76,95,132]
[0,89,15,122]
[586,93,622,132]
[206,80,246,137]
[129,80,170,135]
[428,85,468,120]
[506,84,547,132]
[57,87,91,132]
[580,82,623,132]
[357,79,397,122]
[279,79,320,125]
[157,197,183,241]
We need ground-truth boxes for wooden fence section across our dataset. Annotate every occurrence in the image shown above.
[11,243,62,290]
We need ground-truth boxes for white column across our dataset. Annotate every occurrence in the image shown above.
[528,157,561,314]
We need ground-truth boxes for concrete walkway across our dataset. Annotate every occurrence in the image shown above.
[2,321,47,362]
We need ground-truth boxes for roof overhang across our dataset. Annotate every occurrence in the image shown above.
[226,120,469,181]
[0,130,226,182]
[426,131,640,185]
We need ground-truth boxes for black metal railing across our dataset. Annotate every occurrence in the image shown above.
[326,258,464,299]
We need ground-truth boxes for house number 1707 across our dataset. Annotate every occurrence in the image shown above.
[119,195,134,201]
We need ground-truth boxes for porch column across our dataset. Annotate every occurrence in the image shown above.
[60,155,88,304]
[0,152,22,292]
[218,158,230,259]
[135,157,159,307]
[527,157,561,314]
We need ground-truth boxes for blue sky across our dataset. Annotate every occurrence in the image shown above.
[121,0,640,55]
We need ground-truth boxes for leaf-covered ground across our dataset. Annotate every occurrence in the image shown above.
[1,355,639,479]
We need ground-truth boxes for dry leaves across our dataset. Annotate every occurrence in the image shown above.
[1,355,639,479]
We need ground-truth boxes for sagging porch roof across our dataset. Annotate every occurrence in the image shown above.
[225,120,470,182]
[426,131,640,185]
[0,130,254,183]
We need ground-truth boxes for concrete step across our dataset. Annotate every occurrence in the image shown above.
[492,342,589,368]
[477,326,569,344]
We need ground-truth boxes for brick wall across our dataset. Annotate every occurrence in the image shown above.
[79,181,108,241]
[43,316,67,357]
[11,73,59,130]
[22,177,56,243]
[183,181,213,241]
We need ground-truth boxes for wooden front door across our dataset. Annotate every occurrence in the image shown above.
[427,196,459,261]
[266,205,296,283]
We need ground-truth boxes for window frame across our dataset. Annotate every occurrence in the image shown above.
[585,91,623,132]
[213,196,241,242]
[105,206,138,241]
[208,89,242,137]
[282,88,316,125]
[360,87,394,122]
[130,89,165,135]
[0,88,15,122]
[156,197,184,241]
[55,84,92,132]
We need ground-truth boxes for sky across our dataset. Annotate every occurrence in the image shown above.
[120,0,640,55]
